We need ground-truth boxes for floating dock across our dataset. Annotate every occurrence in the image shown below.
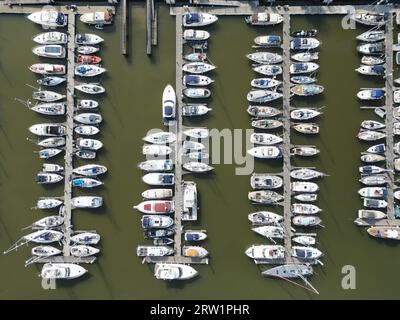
[120,0,127,55]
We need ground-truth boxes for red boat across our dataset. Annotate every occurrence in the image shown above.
[133,200,174,214]
[77,55,102,64]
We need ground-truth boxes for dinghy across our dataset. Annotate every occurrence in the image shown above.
[182,104,211,116]
[248,211,283,225]
[291,146,319,157]
[246,52,282,64]
[290,62,319,74]
[41,263,87,280]
[183,128,209,139]
[292,215,322,227]
[290,168,325,180]
[75,33,104,45]
[251,78,281,89]
[357,42,385,55]
[182,246,208,258]
[182,62,215,74]
[71,245,99,257]
[72,178,103,189]
[32,45,65,59]
[143,132,176,144]
[142,215,174,229]
[73,164,107,176]
[71,196,103,209]
[29,63,65,75]
[29,123,66,137]
[75,83,105,94]
[76,46,100,55]
[183,88,211,99]
[142,145,172,156]
[75,65,106,77]
[248,190,284,204]
[290,108,321,120]
[290,38,320,50]
[142,173,174,186]
[250,174,283,190]
[245,245,285,260]
[142,189,173,200]
[247,90,282,103]
[358,209,386,220]
[27,10,67,28]
[154,263,198,280]
[38,148,62,159]
[183,162,214,173]
[162,84,176,125]
[252,226,284,239]
[74,113,102,125]
[292,203,321,215]
[247,146,283,159]
[74,125,100,136]
[138,159,174,172]
[250,133,282,145]
[291,84,324,96]
[357,30,385,42]
[183,29,210,41]
[358,187,387,198]
[33,90,65,102]
[245,12,283,26]
[251,119,282,130]
[254,35,281,47]
[71,232,101,245]
[33,32,67,45]
[37,76,66,87]
[253,64,282,76]
[291,52,319,62]
[136,245,174,257]
[292,123,319,134]
[362,56,384,65]
[183,13,218,27]
[183,75,213,86]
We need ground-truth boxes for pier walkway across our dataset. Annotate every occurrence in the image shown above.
[120,0,127,55]
[0,4,115,14]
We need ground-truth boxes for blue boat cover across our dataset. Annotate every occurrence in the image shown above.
[162,175,173,184]
[186,234,199,241]
[185,75,198,83]
[142,216,150,228]
[372,90,383,98]
[164,106,174,117]
[185,13,200,24]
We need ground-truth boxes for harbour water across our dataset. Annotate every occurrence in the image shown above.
[0,5,400,299]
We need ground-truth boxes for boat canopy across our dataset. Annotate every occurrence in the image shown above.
[372,90,384,98]
[185,13,201,24]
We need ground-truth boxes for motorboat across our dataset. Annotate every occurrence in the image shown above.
[182,246,208,258]
[144,228,175,239]
[183,75,213,86]
[143,132,176,145]
[142,215,174,229]
[292,236,316,246]
[358,210,386,220]
[29,63,65,75]
[75,65,106,77]
[291,146,319,157]
[138,159,174,172]
[77,100,99,109]
[76,138,103,151]
[72,178,103,189]
[42,163,63,173]
[292,123,319,134]
[153,238,174,246]
[74,113,102,125]
[292,203,321,215]
[252,226,284,239]
[294,193,318,202]
[290,38,320,50]
[357,42,384,55]
[142,173,174,186]
[291,84,324,96]
[71,196,103,209]
[351,11,387,26]
[251,78,281,89]
[247,90,282,103]
[184,52,207,62]
[290,62,319,74]
[291,76,316,84]
[182,104,211,116]
[71,232,100,245]
[31,215,64,228]
[183,88,211,99]
[360,153,385,163]
[359,174,387,186]
[248,211,283,225]
[75,33,104,45]
[33,90,65,102]
[71,245,100,257]
[75,150,96,160]
[355,65,385,76]
[27,10,67,28]
[361,120,385,130]
[262,264,313,279]
[41,263,87,280]
[38,148,63,159]
[75,83,105,94]
[253,64,282,76]
[358,187,387,198]
[33,32,67,45]
[247,146,282,159]
[254,35,281,47]
[291,182,319,193]
[77,55,102,64]
[37,76,66,87]
[182,62,215,74]
[292,215,322,227]
[250,133,282,145]
[356,30,385,42]
[29,123,66,137]
[367,226,400,240]
[73,164,107,176]
[244,97,278,112]
[184,231,207,242]
[290,108,321,120]
[80,11,113,26]
[142,144,172,156]
[29,102,66,116]
[366,143,385,154]
[183,162,214,173]
[362,56,384,65]
[142,189,173,200]
[186,151,209,160]
[290,168,325,180]
[357,130,386,141]
[359,165,386,175]
[74,125,100,136]
[250,174,283,190]
[136,245,174,257]
[183,12,218,27]
[162,84,176,125]
[183,128,209,139]
[363,198,387,209]
[154,263,198,280]
[292,29,317,37]
[246,52,282,64]
[77,46,100,55]
[248,190,284,204]
[291,246,322,260]
[183,29,210,41]
[251,119,282,130]
[245,12,283,26]
[24,230,63,244]
[182,141,205,151]
[32,45,65,59]
[37,137,65,148]
[291,52,319,62]
[244,245,285,260]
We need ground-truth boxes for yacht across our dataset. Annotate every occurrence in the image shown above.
[182,13,218,27]
[71,196,103,209]
[245,12,283,25]
[162,84,176,125]
[33,32,68,45]
[142,173,174,186]
[32,45,65,59]
[27,10,67,28]
[41,263,87,280]
[154,263,198,280]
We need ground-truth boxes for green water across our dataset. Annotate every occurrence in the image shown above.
[0,5,399,299]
